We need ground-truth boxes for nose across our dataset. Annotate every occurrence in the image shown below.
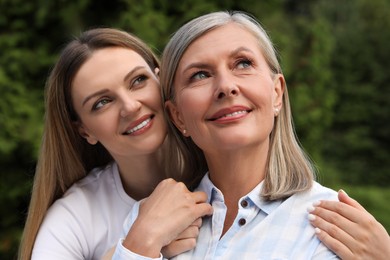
[214,70,239,100]
[120,93,142,118]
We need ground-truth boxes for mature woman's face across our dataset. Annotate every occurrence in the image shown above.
[167,23,284,156]
[71,47,167,159]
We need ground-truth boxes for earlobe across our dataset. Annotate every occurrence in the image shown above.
[74,122,98,145]
[165,101,189,137]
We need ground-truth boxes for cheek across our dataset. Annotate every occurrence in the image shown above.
[178,89,209,122]
[147,86,164,109]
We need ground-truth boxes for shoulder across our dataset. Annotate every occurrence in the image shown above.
[33,162,135,259]
[305,181,338,201]
[44,162,119,220]
[282,181,338,214]
[71,161,117,192]
[56,161,134,212]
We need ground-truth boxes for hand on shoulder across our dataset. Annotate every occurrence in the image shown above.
[308,189,390,259]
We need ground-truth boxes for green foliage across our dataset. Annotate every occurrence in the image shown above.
[320,0,390,185]
[0,0,389,258]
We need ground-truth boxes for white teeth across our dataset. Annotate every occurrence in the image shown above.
[221,110,247,118]
[126,118,151,134]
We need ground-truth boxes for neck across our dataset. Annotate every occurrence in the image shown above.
[115,150,164,201]
[205,142,269,235]
[207,143,268,198]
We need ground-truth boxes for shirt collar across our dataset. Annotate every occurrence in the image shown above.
[196,172,282,215]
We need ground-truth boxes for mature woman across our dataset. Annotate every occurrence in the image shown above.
[159,11,390,259]
[18,28,212,260]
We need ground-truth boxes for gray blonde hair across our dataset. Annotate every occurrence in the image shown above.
[161,11,315,200]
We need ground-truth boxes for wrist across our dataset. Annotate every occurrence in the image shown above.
[122,220,163,258]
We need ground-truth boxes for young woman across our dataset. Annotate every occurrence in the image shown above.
[158,11,389,259]
[18,28,212,260]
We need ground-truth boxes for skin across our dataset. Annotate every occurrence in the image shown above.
[71,47,212,257]
[309,190,390,260]
[167,23,284,236]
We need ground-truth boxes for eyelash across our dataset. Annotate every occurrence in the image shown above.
[189,71,210,82]
[188,57,254,83]
[131,74,148,88]
[235,58,253,69]
[92,97,112,111]
[91,74,149,111]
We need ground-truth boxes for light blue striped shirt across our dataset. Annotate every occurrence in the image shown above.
[172,173,339,260]
[114,173,339,259]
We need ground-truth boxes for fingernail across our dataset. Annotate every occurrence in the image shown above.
[307,206,315,213]
[314,227,321,234]
[312,201,320,207]
[339,189,349,197]
[308,214,316,221]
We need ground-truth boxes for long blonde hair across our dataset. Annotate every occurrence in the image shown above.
[18,28,165,260]
[161,11,315,201]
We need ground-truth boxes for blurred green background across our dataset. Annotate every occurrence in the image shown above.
[1,0,389,259]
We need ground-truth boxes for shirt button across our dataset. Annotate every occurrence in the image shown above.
[238,218,246,226]
[240,200,248,208]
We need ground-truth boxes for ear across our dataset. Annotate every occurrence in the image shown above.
[273,73,285,113]
[165,100,189,137]
[73,121,98,145]
[154,67,160,78]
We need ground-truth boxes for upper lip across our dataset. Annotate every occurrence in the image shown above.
[207,106,251,121]
[123,114,154,134]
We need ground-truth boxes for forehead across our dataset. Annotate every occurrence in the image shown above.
[81,47,148,74]
[179,23,260,63]
[73,47,150,86]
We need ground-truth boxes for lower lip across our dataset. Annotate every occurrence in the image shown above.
[128,118,153,136]
[211,112,248,124]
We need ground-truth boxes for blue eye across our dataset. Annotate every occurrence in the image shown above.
[190,71,209,81]
[92,98,111,110]
[133,75,148,86]
[236,59,252,69]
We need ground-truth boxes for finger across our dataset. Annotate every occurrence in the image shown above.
[313,227,354,260]
[337,189,366,212]
[309,209,355,242]
[194,202,213,217]
[309,205,361,239]
[190,191,209,203]
[175,225,200,240]
[162,238,197,258]
[309,212,357,258]
[191,217,202,228]
[313,200,362,224]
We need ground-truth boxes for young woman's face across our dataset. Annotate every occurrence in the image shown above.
[72,47,166,159]
[167,23,284,155]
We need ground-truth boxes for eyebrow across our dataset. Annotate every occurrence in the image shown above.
[229,46,254,57]
[182,46,255,74]
[81,66,146,107]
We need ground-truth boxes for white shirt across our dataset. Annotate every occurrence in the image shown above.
[32,162,136,260]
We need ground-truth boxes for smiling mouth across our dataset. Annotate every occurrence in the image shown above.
[123,116,153,135]
[208,110,250,121]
